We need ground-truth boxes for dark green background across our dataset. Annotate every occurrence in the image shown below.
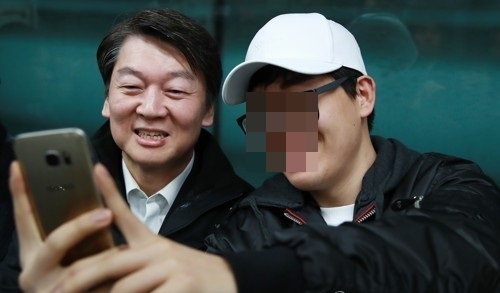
[1,0,499,186]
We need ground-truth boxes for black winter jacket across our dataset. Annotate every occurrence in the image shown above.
[207,136,500,293]
[0,122,253,292]
[92,122,254,248]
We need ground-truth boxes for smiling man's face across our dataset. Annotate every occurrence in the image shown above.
[102,35,213,173]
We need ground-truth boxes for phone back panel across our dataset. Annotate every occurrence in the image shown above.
[14,128,103,237]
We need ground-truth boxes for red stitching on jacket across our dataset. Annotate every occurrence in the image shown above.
[284,208,307,225]
[354,203,376,223]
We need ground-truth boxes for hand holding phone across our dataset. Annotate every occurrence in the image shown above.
[13,128,114,265]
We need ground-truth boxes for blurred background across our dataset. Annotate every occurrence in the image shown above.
[1,0,499,186]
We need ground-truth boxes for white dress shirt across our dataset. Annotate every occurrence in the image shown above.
[320,203,355,226]
[123,154,194,233]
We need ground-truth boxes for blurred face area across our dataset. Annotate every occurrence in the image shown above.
[102,35,213,177]
[245,91,318,172]
[254,74,376,206]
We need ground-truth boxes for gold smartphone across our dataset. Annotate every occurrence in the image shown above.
[13,128,114,265]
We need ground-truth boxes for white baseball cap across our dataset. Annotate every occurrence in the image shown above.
[222,12,367,105]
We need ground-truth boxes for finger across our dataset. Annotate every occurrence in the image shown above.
[94,163,153,243]
[35,208,113,269]
[55,244,147,293]
[149,275,195,293]
[86,282,114,293]
[110,262,171,293]
[9,161,43,258]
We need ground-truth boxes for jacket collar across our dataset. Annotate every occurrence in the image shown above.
[242,173,314,209]
[240,136,421,221]
[355,136,420,219]
[91,121,253,234]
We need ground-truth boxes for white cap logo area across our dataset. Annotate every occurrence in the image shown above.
[222,13,367,105]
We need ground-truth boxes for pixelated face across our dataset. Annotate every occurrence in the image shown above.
[247,75,368,195]
[245,92,318,172]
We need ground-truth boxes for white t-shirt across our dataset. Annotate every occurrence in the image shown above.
[320,204,355,226]
[123,154,194,233]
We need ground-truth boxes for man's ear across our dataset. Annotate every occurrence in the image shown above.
[356,76,376,118]
[201,103,214,127]
[102,98,110,118]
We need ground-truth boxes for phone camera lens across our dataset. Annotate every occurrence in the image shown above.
[45,151,60,166]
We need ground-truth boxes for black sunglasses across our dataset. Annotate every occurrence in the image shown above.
[236,76,350,134]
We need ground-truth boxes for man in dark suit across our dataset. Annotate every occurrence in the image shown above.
[1,9,252,292]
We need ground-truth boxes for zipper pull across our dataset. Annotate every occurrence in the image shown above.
[391,195,424,211]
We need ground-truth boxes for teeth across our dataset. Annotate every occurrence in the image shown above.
[137,130,166,140]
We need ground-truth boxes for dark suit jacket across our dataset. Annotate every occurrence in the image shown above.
[91,121,253,248]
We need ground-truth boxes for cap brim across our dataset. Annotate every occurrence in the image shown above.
[222,62,267,105]
[222,59,343,105]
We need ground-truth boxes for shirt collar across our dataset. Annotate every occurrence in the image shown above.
[123,153,195,205]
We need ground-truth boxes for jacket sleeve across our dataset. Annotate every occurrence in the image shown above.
[205,197,276,253]
[272,159,500,293]
[205,198,307,293]
[0,233,22,293]
[221,246,305,293]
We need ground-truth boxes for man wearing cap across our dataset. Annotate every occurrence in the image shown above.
[206,12,500,292]
[8,12,500,293]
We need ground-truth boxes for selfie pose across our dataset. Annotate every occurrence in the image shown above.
[5,11,500,293]
[1,9,252,292]
[207,12,500,292]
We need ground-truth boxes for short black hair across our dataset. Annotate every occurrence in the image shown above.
[96,9,222,107]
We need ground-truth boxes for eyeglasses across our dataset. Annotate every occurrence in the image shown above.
[236,76,350,134]
[304,76,349,94]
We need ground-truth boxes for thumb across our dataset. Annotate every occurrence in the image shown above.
[93,163,153,245]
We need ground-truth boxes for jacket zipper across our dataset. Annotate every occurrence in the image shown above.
[354,203,376,223]
[283,208,307,225]
[284,203,376,226]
